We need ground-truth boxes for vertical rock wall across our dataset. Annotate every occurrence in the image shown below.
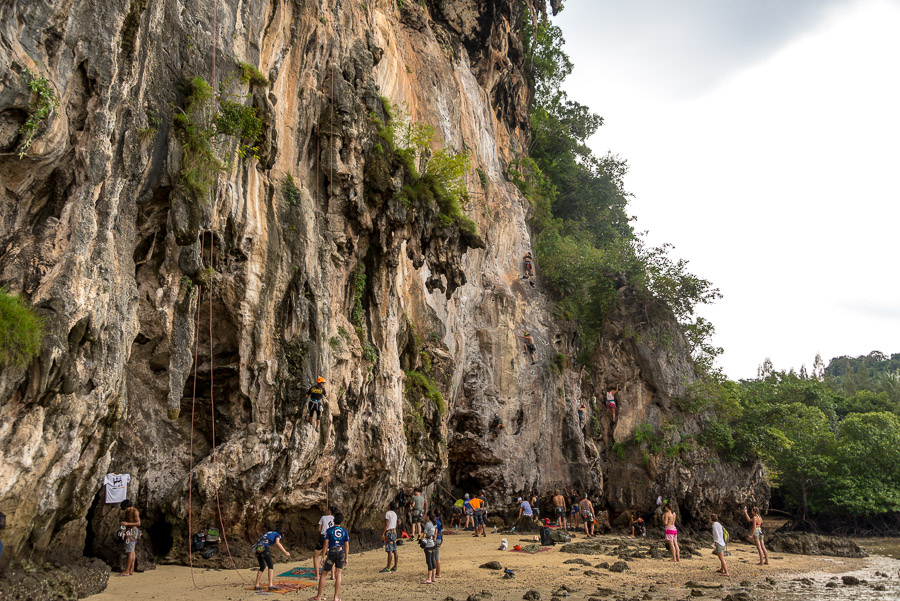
[0,0,765,573]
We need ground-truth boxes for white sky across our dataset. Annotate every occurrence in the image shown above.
[554,0,900,379]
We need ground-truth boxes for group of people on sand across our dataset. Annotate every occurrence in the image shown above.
[660,502,770,577]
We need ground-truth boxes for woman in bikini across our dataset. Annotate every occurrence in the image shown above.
[743,506,769,565]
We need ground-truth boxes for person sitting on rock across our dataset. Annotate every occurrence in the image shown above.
[518,331,536,365]
[605,385,619,422]
[305,377,327,431]
[629,511,646,538]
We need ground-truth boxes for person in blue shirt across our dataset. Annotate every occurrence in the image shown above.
[253,528,290,591]
[311,514,349,601]
[433,513,444,579]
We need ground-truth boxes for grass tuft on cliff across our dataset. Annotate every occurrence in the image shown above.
[237,61,269,87]
[0,288,44,368]
[18,69,59,158]
[405,369,445,415]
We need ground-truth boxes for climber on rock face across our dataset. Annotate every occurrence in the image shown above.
[518,331,536,365]
[305,377,327,432]
[490,415,504,439]
[522,252,535,286]
[605,385,619,423]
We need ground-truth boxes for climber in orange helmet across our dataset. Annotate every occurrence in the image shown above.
[305,377,327,432]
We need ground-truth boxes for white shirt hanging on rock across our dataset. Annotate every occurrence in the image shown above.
[104,473,130,504]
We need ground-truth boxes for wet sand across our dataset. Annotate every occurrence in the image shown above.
[85,531,887,601]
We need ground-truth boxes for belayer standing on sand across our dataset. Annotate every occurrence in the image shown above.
[579,492,596,537]
[253,528,290,591]
[313,507,336,580]
[552,489,568,530]
[410,489,426,540]
[421,513,437,584]
[663,503,680,562]
[451,497,464,530]
[469,493,484,537]
[710,514,729,576]
[518,331,537,365]
[305,377,327,432]
[743,506,769,565]
[568,488,580,530]
[310,513,348,601]
[463,494,474,531]
[605,385,619,422]
[381,501,399,573]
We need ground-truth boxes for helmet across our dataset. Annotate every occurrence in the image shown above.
[464,494,470,500]
[316,377,325,383]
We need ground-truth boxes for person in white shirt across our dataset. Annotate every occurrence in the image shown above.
[381,502,399,573]
[710,514,729,576]
[314,506,336,580]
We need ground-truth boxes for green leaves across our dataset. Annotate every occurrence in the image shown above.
[18,69,59,158]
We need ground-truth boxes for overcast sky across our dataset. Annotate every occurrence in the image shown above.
[554,0,900,379]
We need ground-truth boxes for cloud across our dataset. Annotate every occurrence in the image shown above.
[555,0,856,96]
[841,301,900,321]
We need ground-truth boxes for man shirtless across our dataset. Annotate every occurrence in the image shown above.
[663,503,680,562]
[552,489,567,529]
[518,332,536,365]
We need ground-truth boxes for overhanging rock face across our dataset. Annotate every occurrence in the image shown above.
[0,0,765,572]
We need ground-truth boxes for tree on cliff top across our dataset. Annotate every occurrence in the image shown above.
[519,10,721,371]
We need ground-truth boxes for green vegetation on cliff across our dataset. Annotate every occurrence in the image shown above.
[173,76,264,202]
[374,101,479,240]
[18,69,58,158]
[0,288,43,368]
[520,11,720,370]
[684,352,900,522]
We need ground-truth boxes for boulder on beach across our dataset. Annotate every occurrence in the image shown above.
[766,533,867,558]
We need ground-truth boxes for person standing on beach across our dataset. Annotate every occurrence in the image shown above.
[119,500,141,577]
[568,489,580,530]
[463,494,474,531]
[710,514,729,575]
[663,503,680,562]
[381,502,399,573]
[552,489,568,529]
[421,513,437,584]
[432,512,444,579]
[530,493,541,523]
[743,506,769,565]
[469,494,485,537]
[410,489,426,540]
[579,492,596,537]
[451,497,464,530]
[310,513,348,601]
[313,507,335,580]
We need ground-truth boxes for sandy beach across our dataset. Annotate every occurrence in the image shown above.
[84,530,889,601]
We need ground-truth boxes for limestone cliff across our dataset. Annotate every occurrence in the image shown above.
[0,0,765,581]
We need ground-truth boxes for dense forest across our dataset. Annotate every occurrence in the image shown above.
[684,352,900,530]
